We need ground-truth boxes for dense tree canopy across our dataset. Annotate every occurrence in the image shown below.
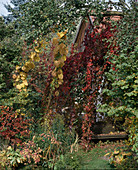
[0,0,137,169]
[4,0,111,43]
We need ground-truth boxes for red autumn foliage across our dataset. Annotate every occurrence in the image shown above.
[55,24,117,150]
[27,23,118,151]
[0,106,31,145]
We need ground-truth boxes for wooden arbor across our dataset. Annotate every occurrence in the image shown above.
[73,11,127,139]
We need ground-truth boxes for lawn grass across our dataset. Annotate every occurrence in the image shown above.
[80,148,112,169]
[79,141,126,170]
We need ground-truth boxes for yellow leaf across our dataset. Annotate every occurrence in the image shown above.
[16,109,20,112]
[13,163,16,167]
[52,70,57,77]
[35,49,40,53]
[0,150,6,156]
[17,158,21,163]
[20,72,27,78]
[60,48,68,56]
[23,88,27,92]
[59,43,68,56]
[21,83,25,88]
[12,74,17,79]
[57,30,68,39]
[21,76,26,80]
[57,32,65,39]
[109,131,114,134]
[22,80,28,86]
[52,38,59,46]
[16,65,20,70]
[58,73,63,80]
[34,56,40,62]
[116,155,123,164]
[22,66,30,72]
[54,60,60,67]
[16,84,23,89]
[7,146,12,150]
[58,58,64,65]
[15,78,20,82]
[29,62,35,69]
[104,153,110,156]
[53,45,59,56]
[59,43,66,49]
[29,52,36,60]
[114,150,119,154]
[64,29,68,34]
[62,55,66,61]
[55,91,59,96]
[58,79,63,85]
[122,152,132,156]
[25,62,35,69]
[15,75,20,82]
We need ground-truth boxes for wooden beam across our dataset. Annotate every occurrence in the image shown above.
[92,133,128,140]
[103,11,123,16]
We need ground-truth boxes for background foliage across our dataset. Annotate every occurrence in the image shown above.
[0,0,137,169]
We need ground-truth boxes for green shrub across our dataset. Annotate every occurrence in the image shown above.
[0,146,25,169]
[54,152,83,170]
[30,113,77,168]
[99,0,138,158]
